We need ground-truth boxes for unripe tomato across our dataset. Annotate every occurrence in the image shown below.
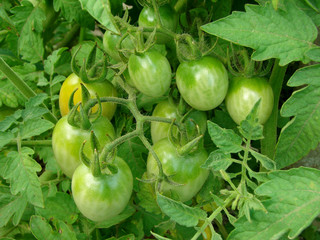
[59,73,117,120]
[72,156,133,222]
[225,76,274,125]
[147,138,209,202]
[128,51,172,97]
[138,4,178,44]
[52,116,115,178]
[176,56,229,111]
[103,30,134,62]
[151,100,207,144]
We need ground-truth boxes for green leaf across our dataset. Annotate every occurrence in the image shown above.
[0,186,27,227]
[202,149,233,171]
[275,64,320,169]
[228,167,320,240]
[239,100,264,141]
[78,0,118,32]
[156,193,207,227]
[151,231,172,240]
[44,48,68,76]
[35,192,78,224]
[0,132,14,149]
[201,1,318,66]
[53,0,95,29]
[305,47,320,62]
[20,118,54,139]
[250,150,276,170]
[1,148,44,208]
[207,121,243,153]
[11,2,45,63]
[30,216,77,240]
[117,137,148,191]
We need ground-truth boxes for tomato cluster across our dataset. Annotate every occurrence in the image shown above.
[53,1,274,222]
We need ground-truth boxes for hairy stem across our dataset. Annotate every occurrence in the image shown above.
[261,59,288,160]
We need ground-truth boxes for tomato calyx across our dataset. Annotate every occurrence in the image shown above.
[80,131,117,178]
[71,44,109,84]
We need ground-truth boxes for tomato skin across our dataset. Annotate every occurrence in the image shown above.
[151,100,207,144]
[176,56,229,111]
[138,5,178,44]
[103,30,134,62]
[225,76,274,125]
[128,51,172,97]
[72,156,133,222]
[147,138,209,202]
[59,73,117,120]
[52,116,115,178]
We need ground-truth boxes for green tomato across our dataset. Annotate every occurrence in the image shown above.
[225,76,274,125]
[147,138,209,202]
[59,73,117,120]
[103,30,134,62]
[72,156,133,222]
[52,116,115,178]
[176,56,229,111]
[138,4,178,44]
[151,100,207,144]
[128,51,172,97]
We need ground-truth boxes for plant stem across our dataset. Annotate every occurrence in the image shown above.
[55,24,80,49]
[241,139,251,184]
[191,195,234,240]
[7,140,52,146]
[261,59,288,160]
[0,57,57,124]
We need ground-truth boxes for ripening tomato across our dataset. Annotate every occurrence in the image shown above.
[72,156,133,222]
[52,115,115,178]
[147,138,209,202]
[128,51,172,97]
[176,56,229,111]
[59,73,117,120]
[225,76,274,125]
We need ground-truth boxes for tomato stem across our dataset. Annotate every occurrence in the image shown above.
[261,59,288,161]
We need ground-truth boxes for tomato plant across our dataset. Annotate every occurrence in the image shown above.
[52,116,115,178]
[225,76,274,125]
[128,51,172,97]
[72,156,133,222]
[151,100,207,143]
[176,56,229,111]
[59,73,117,120]
[147,138,209,202]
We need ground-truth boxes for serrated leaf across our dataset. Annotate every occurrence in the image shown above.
[207,121,242,153]
[137,174,162,214]
[1,148,44,208]
[305,47,320,62]
[202,149,233,171]
[0,132,15,148]
[117,137,148,191]
[250,150,276,170]
[53,0,95,29]
[11,2,45,63]
[201,1,318,66]
[228,167,320,240]
[78,0,118,32]
[239,100,264,141]
[0,186,27,227]
[44,48,68,76]
[20,118,54,139]
[275,64,320,169]
[30,216,77,240]
[156,193,207,227]
[35,192,78,224]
